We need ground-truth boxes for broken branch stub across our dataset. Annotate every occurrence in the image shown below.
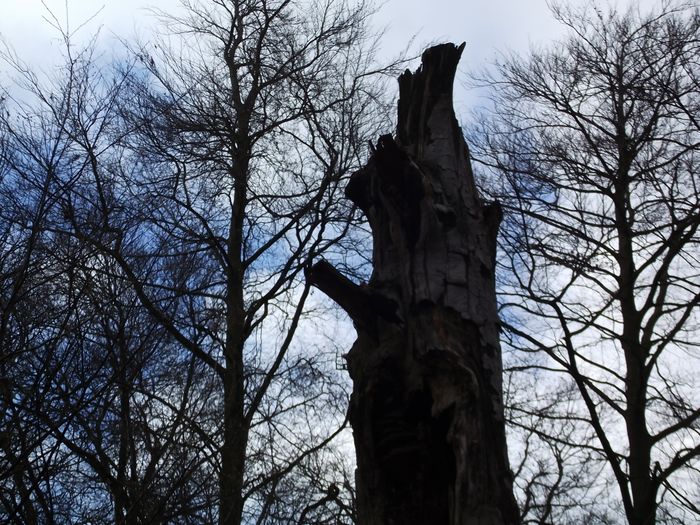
[307,43,518,525]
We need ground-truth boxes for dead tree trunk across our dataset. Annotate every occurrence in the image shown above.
[307,43,519,525]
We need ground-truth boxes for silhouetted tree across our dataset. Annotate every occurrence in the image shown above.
[108,2,388,522]
[309,43,519,525]
[0,32,217,523]
[470,2,700,523]
[0,0,391,523]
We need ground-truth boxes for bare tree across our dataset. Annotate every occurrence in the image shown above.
[60,1,390,523]
[470,1,700,523]
[0,30,219,523]
[0,43,87,522]
[1,0,390,521]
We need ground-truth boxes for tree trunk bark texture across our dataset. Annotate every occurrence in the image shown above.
[308,43,518,525]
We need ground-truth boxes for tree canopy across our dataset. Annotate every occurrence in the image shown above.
[470,1,700,523]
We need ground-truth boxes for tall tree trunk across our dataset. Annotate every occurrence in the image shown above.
[220,164,249,525]
[615,166,658,525]
[308,43,518,524]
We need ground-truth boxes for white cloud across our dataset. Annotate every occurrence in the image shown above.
[0,1,560,77]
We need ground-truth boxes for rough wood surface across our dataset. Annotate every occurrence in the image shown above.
[308,43,518,525]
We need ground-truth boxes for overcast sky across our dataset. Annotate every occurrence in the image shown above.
[0,0,568,110]
[0,0,659,112]
[0,0,563,53]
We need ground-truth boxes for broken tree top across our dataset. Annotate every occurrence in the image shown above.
[313,41,501,329]
[307,42,518,524]
[396,43,467,157]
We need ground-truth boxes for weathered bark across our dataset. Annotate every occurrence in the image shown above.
[307,43,518,524]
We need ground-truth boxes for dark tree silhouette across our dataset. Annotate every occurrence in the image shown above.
[309,43,519,525]
[470,2,700,523]
[0,1,392,523]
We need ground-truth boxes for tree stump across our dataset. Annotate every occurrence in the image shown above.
[307,43,518,525]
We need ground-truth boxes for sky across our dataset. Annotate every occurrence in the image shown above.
[0,0,663,114]
[0,0,568,113]
[0,0,564,54]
